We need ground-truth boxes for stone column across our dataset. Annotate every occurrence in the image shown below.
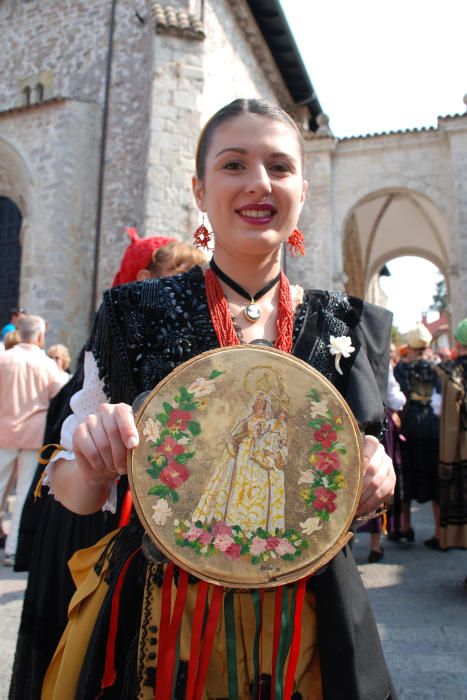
[441,113,467,324]
[287,133,337,291]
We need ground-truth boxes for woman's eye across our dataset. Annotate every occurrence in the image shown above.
[222,161,244,170]
[270,162,292,173]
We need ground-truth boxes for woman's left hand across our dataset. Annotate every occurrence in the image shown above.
[355,435,396,518]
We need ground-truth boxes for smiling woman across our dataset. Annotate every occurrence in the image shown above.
[41,99,397,700]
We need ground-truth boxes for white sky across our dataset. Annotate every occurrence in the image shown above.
[280,0,466,331]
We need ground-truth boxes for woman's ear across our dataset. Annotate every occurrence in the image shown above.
[136,268,152,281]
[192,175,205,211]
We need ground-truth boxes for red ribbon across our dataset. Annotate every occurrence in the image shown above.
[156,567,189,700]
[101,546,141,689]
[283,577,308,699]
[186,580,209,700]
[118,487,133,528]
[192,585,224,700]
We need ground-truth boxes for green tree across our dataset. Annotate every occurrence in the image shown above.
[430,278,448,313]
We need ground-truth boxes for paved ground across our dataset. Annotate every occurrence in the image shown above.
[0,501,466,699]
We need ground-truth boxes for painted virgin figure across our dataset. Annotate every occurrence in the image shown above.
[192,390,287,532]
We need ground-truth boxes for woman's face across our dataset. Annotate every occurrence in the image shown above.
[253,395,267,415]
[192,113,307,258]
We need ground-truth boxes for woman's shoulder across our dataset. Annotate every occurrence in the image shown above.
[104,265,206,310]
[303,289,390,327]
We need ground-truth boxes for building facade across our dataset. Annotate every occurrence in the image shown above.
[1,0,466,356]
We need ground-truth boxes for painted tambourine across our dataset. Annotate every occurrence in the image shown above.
[128,345,363,588]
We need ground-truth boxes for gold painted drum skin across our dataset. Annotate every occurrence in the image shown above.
[129,345,363,588]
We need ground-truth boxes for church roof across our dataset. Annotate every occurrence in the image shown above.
[245,0,323,132]
[151,3,205,39]
[338,112,467,142]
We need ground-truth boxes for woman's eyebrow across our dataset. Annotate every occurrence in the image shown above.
[215,146,248,157]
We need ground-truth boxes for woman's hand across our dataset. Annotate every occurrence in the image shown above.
[355,435,396,517]
[72,402,139,485]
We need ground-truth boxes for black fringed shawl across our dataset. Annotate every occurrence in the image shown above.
[86,266,396,700]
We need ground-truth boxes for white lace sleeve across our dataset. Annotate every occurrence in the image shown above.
[387,365,406,412]
[43,350,119,513]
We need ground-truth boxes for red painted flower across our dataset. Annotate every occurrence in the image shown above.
[313,486,337,513]
[159,462,190,489]
[316,450,340,474]
[266,536,281,551]
[158,436,185,458]
[313,423,337,449]
[167,409,192,431]
[224,542,241,560]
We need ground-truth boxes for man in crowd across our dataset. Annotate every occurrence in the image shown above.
[1,307,26,342]
[0,314,67,565]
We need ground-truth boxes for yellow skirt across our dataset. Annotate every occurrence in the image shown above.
[42,530,322,700]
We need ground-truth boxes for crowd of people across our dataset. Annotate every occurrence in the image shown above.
[357,323,467,571]
[0,98,465,700]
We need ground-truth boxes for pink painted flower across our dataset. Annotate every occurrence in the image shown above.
[275,538,296,556]
[167,409,192,431]
[266,536,281,551]
[214,533,235,552]
[184,524,204,541]
[158,436,185,458]
[316,450,340,474]
[159,463,189,489]
[212,521,233,537]
[313,486,337,513]
[250,537,267,556]
[224,543,241,560]
[198,530,213,546]
[313,423,337,449]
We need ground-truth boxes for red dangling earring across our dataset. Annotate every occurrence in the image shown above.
[287,228,305,256]
[193,214,211,249]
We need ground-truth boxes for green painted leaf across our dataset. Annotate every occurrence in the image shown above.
[188,420,201,436]
[209,369,224,379]
[306,388,321,402]
[147,467,161,479]
[174,451,195,464]
[163,402,173,414]
[308,418,325,429]
[157,413,168,425]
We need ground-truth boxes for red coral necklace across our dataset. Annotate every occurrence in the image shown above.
[205,266,294,353]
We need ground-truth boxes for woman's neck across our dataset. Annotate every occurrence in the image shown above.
[211,247,282,299]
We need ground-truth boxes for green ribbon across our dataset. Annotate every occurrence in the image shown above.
[224,590,239,700]
[251,589,262,698]
[274,586,297,700]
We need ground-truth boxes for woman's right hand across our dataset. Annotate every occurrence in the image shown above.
[72,402,139,485]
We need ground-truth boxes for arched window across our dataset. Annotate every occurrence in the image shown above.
[22,86,31,107]
[35,82,44,103]
[0,197,23,328]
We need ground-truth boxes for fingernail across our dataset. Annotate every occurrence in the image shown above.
[127,436,138,449]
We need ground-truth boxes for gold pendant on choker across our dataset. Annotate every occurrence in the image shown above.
[244,301,261,323]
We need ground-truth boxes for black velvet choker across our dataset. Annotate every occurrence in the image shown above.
[209,258,281,323]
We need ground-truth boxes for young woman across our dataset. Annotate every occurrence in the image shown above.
[42,99,397,700]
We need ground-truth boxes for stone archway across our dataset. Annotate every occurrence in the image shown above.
[342,188,449,304]
[0,137,32,325]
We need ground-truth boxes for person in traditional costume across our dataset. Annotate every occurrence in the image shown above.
[9,232,207,700]
[41,99,397,700]
[438,318,467,557]
[359,344,406,562]
[397,323,441,548]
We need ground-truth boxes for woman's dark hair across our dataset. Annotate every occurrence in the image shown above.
[195,98,304,180]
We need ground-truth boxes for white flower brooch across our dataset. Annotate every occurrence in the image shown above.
[328,335,355,375]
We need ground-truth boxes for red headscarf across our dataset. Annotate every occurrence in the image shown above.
[112,227,176,287]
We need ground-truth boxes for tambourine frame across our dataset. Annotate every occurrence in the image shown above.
[128,345,363,588]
